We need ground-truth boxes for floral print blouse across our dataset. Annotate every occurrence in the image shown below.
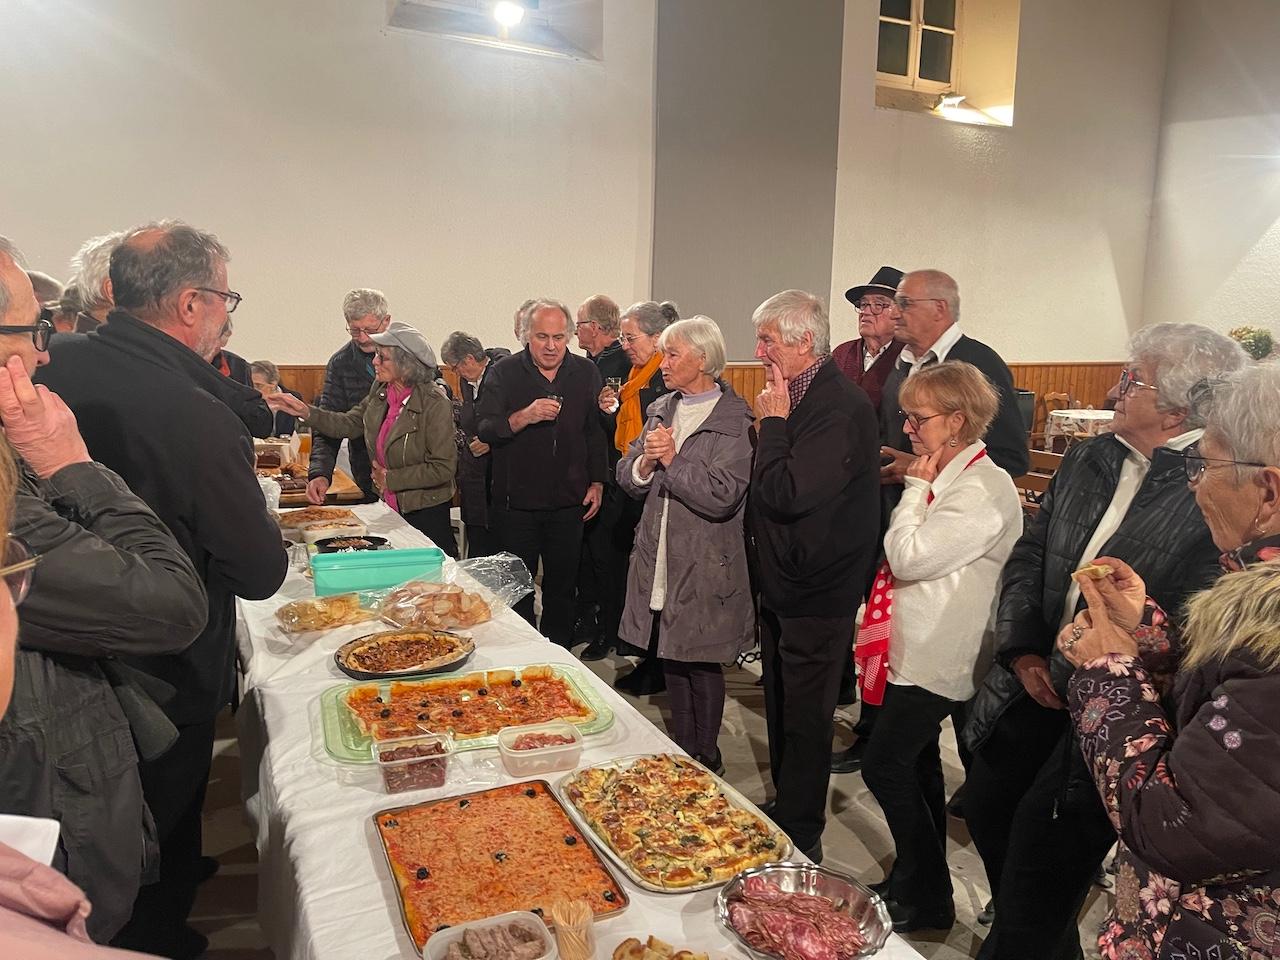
[1067,536,1280,960]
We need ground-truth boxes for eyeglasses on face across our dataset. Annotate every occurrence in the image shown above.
[1118,367,1159,398]
[195,287,242,313]
[855,299,894,315]
[0,306,55,351]
[893,296,947,312]
[1181,444,1267,484]
[574,320,596,329]
[0,537,38,606]
[900,409,945,431]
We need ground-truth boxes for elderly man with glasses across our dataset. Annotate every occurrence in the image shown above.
[832,266,907,412]
[36,221,288,957]
[305,288,393,504]
[961,323,1248,960]
[0,239,207,949]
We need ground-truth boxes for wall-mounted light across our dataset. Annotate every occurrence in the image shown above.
[493,1,525,27]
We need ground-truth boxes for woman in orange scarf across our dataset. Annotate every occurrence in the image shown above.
[591,300,678,685]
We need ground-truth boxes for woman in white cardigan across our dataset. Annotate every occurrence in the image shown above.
[859,361,1023,933]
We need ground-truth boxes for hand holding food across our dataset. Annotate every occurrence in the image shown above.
[306,476,330,505]
[1073,556,1147,632]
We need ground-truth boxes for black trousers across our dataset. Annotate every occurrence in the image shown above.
[760,605,857,851]
[113,718,216,953]
[496,505,584,646]
[966,696,1116,960]
[578,485,641,644]
[464,522,501,558]
[403,501,458,558]
[862,683,956,909]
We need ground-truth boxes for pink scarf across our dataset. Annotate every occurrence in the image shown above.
[376,382,413,513]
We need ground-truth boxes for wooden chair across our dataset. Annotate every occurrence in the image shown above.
[1036,392,1074,452]
[1029,450,1064,474]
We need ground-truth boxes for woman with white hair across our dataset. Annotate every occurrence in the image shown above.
[1056,361,1280,960]
[617,317,754,773]
[964,323,1250,960]
[268,321,458,555]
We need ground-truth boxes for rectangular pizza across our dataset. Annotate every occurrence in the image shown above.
[373,781,628,950]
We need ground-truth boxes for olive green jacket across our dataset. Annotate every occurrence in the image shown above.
[304,381,457,512]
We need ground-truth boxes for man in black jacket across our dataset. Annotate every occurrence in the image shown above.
[306,287,391,503]
[0,246,207,945]
[748,289,879,864]
[477,300,607,646]
[962,324,1247,960]
[35,220,288,957]
[441,331,510,557]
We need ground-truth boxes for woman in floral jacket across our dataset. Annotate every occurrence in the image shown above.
[1055,363,1280,960]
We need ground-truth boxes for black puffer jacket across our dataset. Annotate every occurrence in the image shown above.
[0,461,206,941]
[309,340,376,497]
[964,434,1221,752]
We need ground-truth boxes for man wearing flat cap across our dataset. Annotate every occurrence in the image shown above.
[832,266,906,413]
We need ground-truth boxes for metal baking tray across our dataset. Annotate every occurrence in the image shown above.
[319,663,615,763]
[552,753,792,895]
[372,780,630,953]
[716,862,891,959]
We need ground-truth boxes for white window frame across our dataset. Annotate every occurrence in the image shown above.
[875,0,961,93]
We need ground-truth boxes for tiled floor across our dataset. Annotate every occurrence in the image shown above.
[194,653,1112,959]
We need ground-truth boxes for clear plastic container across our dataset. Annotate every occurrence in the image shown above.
[372,731,453,794]
[496,721,583,778]
[422,910,556,960]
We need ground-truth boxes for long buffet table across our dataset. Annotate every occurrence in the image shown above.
[234,502,923,960]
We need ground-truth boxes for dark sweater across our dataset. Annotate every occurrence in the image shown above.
[36,313,289,724]
[591,340,632,384]
[309,340,376,496]
[748,361,880,617]
[476,348,608,511]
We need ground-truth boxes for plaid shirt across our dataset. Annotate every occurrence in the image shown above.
[787,356,829,409]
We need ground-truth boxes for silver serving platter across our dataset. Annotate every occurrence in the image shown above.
[716,862,892,959]
[553,754,792,894]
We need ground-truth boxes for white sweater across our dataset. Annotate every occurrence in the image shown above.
[880,441,1024,701]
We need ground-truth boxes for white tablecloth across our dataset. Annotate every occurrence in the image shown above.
[235,503,922,960]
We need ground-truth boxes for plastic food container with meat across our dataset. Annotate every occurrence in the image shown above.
[422,911,556,960]
[496,721,583,777]
[372,731,453,794]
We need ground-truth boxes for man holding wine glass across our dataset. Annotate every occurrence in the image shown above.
[477,300,608,647]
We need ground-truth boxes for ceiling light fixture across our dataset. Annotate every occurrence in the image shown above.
[493,1,525,27]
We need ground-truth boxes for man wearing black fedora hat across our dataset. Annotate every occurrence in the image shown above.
[832,266,907,413]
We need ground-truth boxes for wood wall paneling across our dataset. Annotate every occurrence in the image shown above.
[278,361,1125,436]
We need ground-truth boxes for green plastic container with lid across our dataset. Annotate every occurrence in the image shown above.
[310,546,445,596]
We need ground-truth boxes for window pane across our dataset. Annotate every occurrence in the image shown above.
[923,0,956,30]
[877,21,910,75]
[919,29,953,82]
[880,0,911,20]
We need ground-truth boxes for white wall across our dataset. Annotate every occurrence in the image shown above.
[0,0,656,363]
[1142,0,1280,338]
[830,0,1172,361]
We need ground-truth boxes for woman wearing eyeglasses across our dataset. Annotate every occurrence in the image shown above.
[963,323,1249,960]
[855,361,1023,932]
[1054,361,1280,960]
